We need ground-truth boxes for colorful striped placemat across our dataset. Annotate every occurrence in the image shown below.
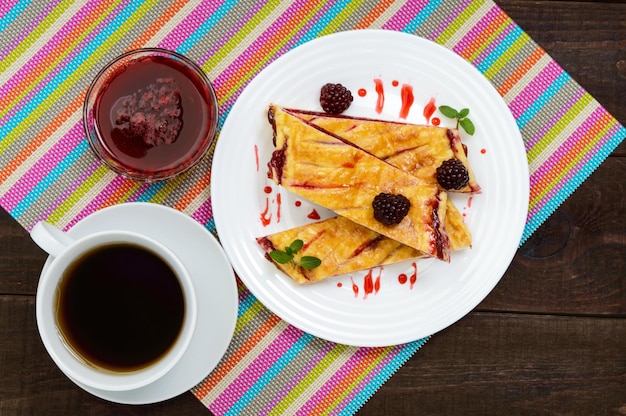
[1,1,623,415]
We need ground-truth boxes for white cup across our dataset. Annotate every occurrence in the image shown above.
[31,222,197,392]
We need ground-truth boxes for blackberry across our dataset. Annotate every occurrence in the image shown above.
[372,193,411,225]
[113,78,183,146]
[319,83,353,114]
[436,159,469,190]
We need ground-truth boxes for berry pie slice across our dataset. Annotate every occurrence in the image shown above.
[257,201,470,284]
[267,105,451,261]
[257,216,424,284]
[271,105,474,244]
[283,108,481,193]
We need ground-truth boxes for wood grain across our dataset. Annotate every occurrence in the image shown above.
[1,1,624,415]
[480,157,626,315]
[361,313,626,416]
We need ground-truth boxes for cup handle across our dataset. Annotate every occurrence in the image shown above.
[30,222,76,258]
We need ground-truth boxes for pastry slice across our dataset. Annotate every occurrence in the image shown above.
[257,201,470,284]
[257,216,423,284]
[267,105,450,261]
[444,201,472,250]
[285,107,474,244]
[283,108,481,193]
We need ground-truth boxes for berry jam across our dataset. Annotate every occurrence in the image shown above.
[92,53,216,179]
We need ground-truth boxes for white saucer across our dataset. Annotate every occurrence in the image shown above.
[39,202,238,404]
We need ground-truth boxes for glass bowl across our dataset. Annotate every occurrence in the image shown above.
[83,48,218,182]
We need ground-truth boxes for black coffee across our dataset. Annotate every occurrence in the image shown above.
[56,243,185,373]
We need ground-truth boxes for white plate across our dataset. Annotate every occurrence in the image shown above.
[39,202,238,404]
[211,30,528,347]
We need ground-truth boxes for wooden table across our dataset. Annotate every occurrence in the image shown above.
[1,1,624,414]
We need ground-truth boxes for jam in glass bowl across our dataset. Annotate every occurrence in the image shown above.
[83,48,218,182]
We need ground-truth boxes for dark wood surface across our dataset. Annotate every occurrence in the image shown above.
[1,1,624,415]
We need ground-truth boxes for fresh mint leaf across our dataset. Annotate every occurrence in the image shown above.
[269,239,321,270]
[289,239,304,253]
[459,118,475,135]
[300,256,322,270]
[438,104,476,136]
[270,250,293,264]
[438,105,458,119]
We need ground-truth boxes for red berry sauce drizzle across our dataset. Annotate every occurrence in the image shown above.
[259,191,284,226]
[260,199,272,226]
[364,268,382,299]
[368,78,440,123]
[423,97,437,123]
[259,139,276,226]
[399,84,414,119]
[374,78,385,113]
[350,277,360,297]
[462,195,474,218]
[398,262,418,289]
[340,262,420,299]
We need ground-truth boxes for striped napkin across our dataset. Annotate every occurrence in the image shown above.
[1,1,623,415]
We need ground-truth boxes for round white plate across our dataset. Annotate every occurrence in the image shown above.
[211,30,528,347]
[39,202,238,404]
